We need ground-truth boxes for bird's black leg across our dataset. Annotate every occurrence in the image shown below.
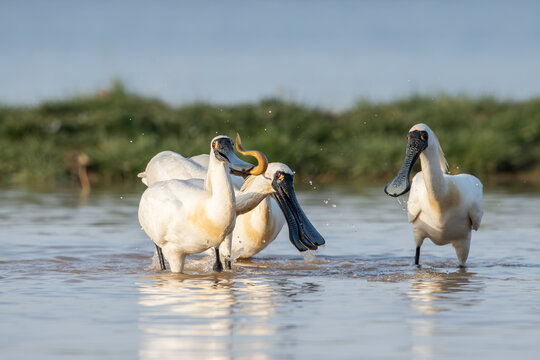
[155,244,166,271]
[415,246,421,266]
[213,247,224,272]
[223,234,232,270]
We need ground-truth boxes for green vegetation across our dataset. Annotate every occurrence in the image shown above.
[1,83,539,188]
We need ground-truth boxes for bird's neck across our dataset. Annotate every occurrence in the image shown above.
[256,197,273,223]
[420,145,448,202]
[235,176,272,215]
[205,155,236,223]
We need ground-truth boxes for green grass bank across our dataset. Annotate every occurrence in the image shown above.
[1,84,539,188]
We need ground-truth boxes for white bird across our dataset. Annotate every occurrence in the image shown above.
[137,135,267,273]
[221,161,326,260]
[139,135,325,264]
[384,123,483,266]
[226,165,287,259]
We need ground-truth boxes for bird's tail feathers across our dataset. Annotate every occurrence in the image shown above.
[137,172,148,186]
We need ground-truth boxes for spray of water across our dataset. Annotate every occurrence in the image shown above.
[145,249,164,271]
[230,247,244,264]
[302,250,318,263]
[395,196,407,211]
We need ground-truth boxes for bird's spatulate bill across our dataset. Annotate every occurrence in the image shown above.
[384,139,423,197]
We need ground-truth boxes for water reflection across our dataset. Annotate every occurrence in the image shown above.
[3,187,539,360]
[137,274,278,360]
[407,268,485,360]
[407,268,484,314]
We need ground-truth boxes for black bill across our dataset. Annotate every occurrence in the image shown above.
[272,172,325,252]
[384,130,428,197]
[213,137,255,176]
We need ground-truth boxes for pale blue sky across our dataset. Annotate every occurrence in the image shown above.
[1,0,539,109]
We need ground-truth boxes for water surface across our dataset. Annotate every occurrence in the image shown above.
[1,186,539,359]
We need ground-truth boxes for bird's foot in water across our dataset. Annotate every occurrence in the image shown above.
[212,247,233,272]
[213,257,232,272]
[213,247,224,272]
[414,246,421,267]
[213,258,224,272]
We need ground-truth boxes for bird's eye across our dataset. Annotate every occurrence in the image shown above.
[212,141,217,149]
[275,172,280,179]
[421,133,428,141]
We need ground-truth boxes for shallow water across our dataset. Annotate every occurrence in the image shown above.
[1,186,539,359]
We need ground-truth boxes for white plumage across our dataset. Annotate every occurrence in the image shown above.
[385,123,483,266]
[137,135,264,273]
[141,154,324,261]
[140,158,297,258]
[137,151,209,186]
[220,163,292,259]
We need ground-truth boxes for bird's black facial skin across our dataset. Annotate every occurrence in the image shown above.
[212,137,254,176]
[384,130,429,197]
[212,138,233,162]
[271,171,325,252]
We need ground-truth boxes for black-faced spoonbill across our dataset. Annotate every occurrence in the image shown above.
[140,134,325,266]
[220,161,326,260]
[137,135,267,273]
[384,123,483,267]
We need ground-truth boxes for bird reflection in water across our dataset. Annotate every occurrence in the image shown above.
[137,274,278,360]
[407,267,484,314]
[407,267,485,360]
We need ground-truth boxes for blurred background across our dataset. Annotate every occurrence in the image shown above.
[1,0,539,188]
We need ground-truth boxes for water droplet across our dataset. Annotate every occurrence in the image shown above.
[331,204,337,208]
[309,180,313,185]
[129,140,133,143]
[395,197,407,211]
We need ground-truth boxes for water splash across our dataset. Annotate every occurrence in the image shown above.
[145,249,163,271]
[230,247,244,265]
[395,196,407,211]
[302,250,318,263]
